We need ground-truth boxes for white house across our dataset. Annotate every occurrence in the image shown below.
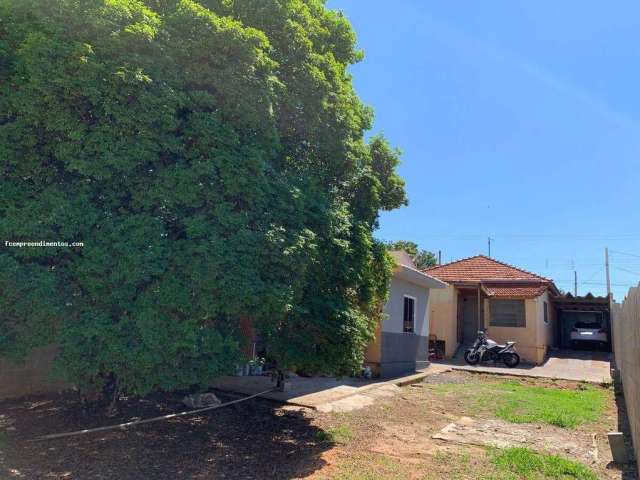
[364,251,447,377]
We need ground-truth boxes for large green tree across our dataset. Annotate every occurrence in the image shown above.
[0,0,406,398]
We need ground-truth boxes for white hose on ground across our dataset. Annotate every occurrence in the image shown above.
[31,388,277,442]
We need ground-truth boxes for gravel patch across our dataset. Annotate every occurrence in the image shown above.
[422,372,471,385]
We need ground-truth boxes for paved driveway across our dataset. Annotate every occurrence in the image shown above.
[435,349,611,383]
[211,365,451,411]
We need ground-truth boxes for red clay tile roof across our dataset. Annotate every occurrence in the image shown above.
[481,284,550,299]
[424,255,552,283]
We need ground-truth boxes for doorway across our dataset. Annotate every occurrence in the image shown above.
[460,296,479,345]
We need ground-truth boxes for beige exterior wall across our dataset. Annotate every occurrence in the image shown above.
[482,295,552,364]
[429,284,459,357]
[364,322,382,371]
[0,345,68,400]
[429,283,553,363]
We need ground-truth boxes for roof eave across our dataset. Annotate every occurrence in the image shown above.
[394,265,448,289]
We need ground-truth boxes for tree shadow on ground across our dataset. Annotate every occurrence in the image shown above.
[0,390,333,479]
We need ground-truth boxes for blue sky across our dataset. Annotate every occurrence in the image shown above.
[327,0,640,301]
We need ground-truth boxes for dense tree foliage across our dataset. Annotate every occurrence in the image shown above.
[387,241,438,270]
[0,0,407,396]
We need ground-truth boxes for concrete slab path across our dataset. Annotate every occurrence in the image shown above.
[434,349,611,383]
[211,364,451,410]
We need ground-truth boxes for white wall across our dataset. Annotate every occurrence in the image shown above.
[382,276,430,337]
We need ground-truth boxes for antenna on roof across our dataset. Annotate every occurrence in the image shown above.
[605,247,611,298]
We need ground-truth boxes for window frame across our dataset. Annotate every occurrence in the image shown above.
[403,295,416,334]
[489,299,526,328]
[543,301,549,324]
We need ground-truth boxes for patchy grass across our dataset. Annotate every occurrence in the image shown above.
[489,447,598,479]
[320,452,411,480]
[316,425,354,444]
[428,380,607,428]
[322,447,599,480]
[310,372,622,480]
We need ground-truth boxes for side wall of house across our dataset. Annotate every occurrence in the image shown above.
[0,346,68,400]
[428,284,459,357]
[535,291,556,359]
[364,322,383,372]
[378,276,430,376]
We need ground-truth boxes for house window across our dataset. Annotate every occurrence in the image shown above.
[490,299,525,328]
[543,302,549,324]
[403,296,415,333]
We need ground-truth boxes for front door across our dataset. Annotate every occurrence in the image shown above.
[461,296,478,345]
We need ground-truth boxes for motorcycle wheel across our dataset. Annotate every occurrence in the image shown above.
[502,353,520,368]
[464,350,480,365]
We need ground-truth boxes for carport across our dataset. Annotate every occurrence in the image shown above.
[551,293,611,351]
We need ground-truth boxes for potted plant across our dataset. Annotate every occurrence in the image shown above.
[249,357,265,376]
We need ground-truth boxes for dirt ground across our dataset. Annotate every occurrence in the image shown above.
[0,391,330,479]
[0,371,636,479]
[308,371,637,480]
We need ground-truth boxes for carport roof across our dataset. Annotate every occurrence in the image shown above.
[552,292,610,310]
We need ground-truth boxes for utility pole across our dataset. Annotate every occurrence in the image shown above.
[605,247,611,298]
[574,271,578,296]
[488,237,492,257]
[438,250,442,265]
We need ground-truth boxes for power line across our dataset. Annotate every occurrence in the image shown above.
[613,266,640,276]
[582,281,638,288]
[610,249,640,259]
[584,266,605,283]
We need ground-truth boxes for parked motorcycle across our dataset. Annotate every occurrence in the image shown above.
[464,330,520,368]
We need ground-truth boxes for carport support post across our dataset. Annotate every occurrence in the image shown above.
[477,285,482,332]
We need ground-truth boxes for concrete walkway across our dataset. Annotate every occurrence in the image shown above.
[434,349,612,383]
[211,364,451,411]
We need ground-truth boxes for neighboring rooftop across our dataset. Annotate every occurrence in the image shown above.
[389,250,416,269]
[390,250,447,289]
[424,255,554,286]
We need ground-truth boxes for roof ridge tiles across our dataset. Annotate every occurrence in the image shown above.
[423,254,552,282]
